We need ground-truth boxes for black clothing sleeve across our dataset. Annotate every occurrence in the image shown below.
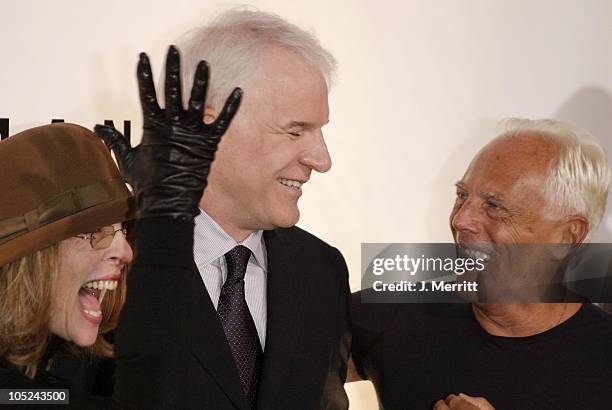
[350,289,400,382]
[320,247,351,409]
[112,217,197,409]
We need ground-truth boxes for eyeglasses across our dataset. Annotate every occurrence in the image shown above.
[74,225,128,250]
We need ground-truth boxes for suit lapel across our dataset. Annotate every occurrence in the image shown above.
[190,264,251,410]
[256,229,310,409]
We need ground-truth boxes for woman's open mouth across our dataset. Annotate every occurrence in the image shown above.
[78,279,118,324]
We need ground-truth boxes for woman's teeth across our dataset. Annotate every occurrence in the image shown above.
[83,280,118,290]
[83,309,102,317]
[278,178,302,189]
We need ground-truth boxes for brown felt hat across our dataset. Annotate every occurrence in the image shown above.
[0,123,135,266]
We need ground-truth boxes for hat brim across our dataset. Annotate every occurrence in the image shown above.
[0,194,136,266]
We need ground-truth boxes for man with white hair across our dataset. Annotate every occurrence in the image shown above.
[176,9,349,410]
[108,9,350,410]
[350,119,612,409]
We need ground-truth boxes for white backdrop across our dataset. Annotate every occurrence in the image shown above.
[2,1,611,408]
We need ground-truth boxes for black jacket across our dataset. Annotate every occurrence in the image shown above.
[113,218,350,409]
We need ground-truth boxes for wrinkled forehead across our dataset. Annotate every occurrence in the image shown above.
[462,134,559,192]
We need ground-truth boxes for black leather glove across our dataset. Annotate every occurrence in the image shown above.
[95,45,242,221]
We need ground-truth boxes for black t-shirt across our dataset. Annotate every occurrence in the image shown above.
[351,293,612,410]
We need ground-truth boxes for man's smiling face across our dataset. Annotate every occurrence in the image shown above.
[201,47,331,239]
[450,134,566,247]
[449,134,591,299]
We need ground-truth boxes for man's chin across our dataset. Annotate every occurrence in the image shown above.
[270,209,301,229]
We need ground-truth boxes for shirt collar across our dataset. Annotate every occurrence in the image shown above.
[194,209,267,271]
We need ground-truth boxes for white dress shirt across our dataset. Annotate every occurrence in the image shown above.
[193,209,268,348]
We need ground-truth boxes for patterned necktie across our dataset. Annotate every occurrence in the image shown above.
[217,245,263,409]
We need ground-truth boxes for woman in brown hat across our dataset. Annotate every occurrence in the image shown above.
[0,123,134,397]
[0,43,241,407]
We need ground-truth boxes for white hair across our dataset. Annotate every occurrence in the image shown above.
[498,118,610,236]
[177,7,337,111]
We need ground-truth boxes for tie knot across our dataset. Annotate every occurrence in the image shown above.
[225,245,251,281]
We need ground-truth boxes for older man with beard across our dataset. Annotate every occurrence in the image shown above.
[350,119,612,410]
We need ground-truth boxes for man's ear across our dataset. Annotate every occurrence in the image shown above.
[562,215,589,245]
[203,105,218,124]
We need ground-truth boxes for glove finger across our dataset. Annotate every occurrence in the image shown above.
[94,123,128,151]
[211,87,243,136]
[164,45,183,123]
[94,124,135,178]
[186,60,209,124]
[137,53,163,124]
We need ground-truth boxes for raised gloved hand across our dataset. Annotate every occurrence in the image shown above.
[95,45,242,221]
